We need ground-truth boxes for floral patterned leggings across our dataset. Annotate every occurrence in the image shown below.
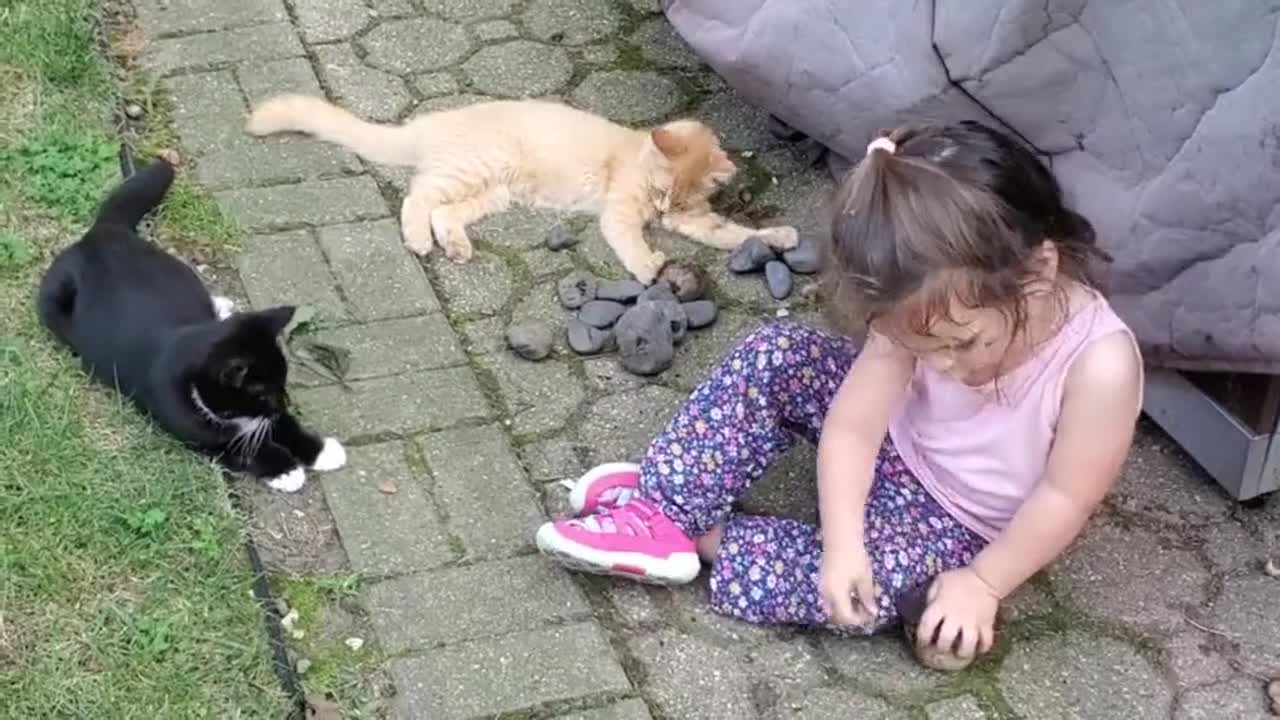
[638,322,987,634]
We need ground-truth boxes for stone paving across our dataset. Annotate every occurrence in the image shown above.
[133,0,1280,718]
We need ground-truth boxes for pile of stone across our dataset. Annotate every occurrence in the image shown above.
[507,266,719,377]
[726,235,821,299]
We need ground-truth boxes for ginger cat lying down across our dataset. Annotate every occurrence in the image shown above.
[245,96,798,284]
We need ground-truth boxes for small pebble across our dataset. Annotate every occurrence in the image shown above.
[642,298,688,344]
[765,260,794,299]
[566,318,613,355]
[295,657,312,675]
[124,102,144,120]
[767,114,808,142]
[781,236,821,274]
[657,261,705,301]
[545,223,578,251]
[578,299,627,328]
[345,637,365,652]
[639,282,677,304]
[683,300,718,329]
[596,278,645,303]
[1264,558,1280,578]
[727,236,777,273]
[615,304,675,376]
[506,321,554,361]
[556,271,597,309]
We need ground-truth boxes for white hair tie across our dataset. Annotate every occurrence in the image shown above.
[866,137,896,156]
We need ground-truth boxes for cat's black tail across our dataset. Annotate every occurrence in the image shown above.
[93,159,176,230]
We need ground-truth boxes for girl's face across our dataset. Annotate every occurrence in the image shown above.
[886,303,1019,387]
[878,243,1062,387]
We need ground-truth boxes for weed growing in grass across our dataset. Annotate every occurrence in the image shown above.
[0,125,119,222]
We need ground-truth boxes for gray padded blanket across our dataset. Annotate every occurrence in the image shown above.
[665,0,1280,372]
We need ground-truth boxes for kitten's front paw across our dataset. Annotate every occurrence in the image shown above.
[429,209,474,263]
[631,251,669,285]
[311,438,347,472]
[402,209,435,256]
[266,467,307,493]
[759,225,800,250]
[211,296,235,320]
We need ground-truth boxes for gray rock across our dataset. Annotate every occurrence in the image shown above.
[683,300,719,329]
[765,260,794,299]
[523,0,620,45]
[781,236,821,274]
[642,298,688,345]
[557,271,598,309]
[570,70,682,125]
[596,279,645,303]
[579,300,628,328]
[545,223,578,250]
[615,304,675,376]
[566,318,613,355]
[506,321,554,361]
[640,282,677,303]
[727,236,777,273]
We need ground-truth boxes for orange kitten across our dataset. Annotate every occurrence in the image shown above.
[245,96,797,283]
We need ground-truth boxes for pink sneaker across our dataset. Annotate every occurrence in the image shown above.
[535,497,700,585]
[567,462,641,516]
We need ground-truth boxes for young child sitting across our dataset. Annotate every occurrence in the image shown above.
[535,120,1144,669]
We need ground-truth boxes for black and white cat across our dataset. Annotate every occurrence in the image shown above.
[36,159,345,491]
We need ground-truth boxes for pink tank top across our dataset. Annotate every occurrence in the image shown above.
[887,290,1140,541]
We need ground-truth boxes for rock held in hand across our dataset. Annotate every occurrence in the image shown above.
[506,321,554,360]
[578,299,628,328]
[765,260,793,300]
[727,236,777,273]
[556,271,597,309]
[615,304,675,376]
[657,261,706,301]
[781,236,821,274]
[566,318,613,355]
[545,223,578,251]
[683,300,718,329]
[596,278,645,303]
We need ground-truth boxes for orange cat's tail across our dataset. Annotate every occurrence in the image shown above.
[245,94,418,167]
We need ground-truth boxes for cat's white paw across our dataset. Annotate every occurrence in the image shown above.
[266,467,307,493]
[631,251,668,285]
[212,296,235,320]
[312,438,347,471]
[759,225,799,250]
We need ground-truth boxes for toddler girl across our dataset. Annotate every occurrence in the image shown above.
[535,121,1144,668]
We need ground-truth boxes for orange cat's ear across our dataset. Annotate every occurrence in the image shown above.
[651,126,686,158]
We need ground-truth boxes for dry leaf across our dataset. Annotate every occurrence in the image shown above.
[378,480,398,495]
[305,693,343,720]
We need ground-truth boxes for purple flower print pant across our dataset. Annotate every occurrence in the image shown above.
[638,322,987,634]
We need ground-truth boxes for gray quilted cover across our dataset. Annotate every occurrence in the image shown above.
[666,0,1280,372]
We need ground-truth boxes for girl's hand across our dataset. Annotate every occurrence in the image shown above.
[819,539,877,626]
[917,568,999,660]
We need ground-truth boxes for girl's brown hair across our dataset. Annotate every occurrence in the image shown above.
[824,121,1110,340]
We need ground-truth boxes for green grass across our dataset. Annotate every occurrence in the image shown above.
[0,1,283,717]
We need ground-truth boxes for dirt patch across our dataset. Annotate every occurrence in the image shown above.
[235,477,351,576]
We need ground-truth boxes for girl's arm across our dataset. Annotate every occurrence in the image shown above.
[817,330,915,552]
[969,331,1143,597]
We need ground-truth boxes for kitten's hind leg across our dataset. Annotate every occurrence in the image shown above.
[401,177,444,256]
[429,184,512,263]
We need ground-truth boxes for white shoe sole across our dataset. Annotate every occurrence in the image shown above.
[568,462,642,515]
[535,523,699,586]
